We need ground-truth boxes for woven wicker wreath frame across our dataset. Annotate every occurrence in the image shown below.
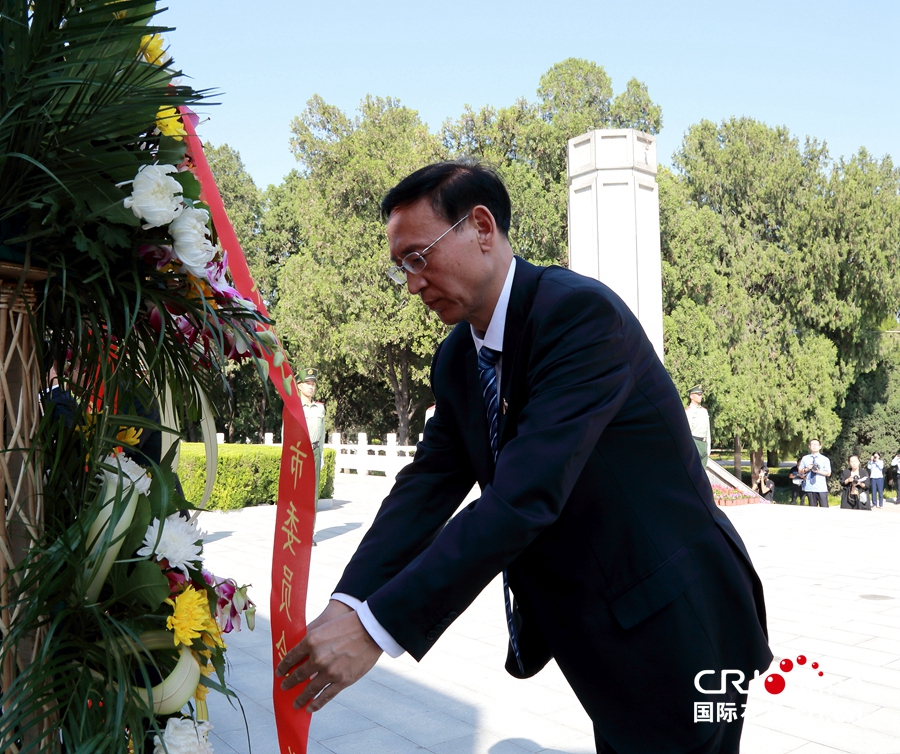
[0,264,54,751]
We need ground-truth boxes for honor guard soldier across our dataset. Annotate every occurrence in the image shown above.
[299,368,326,513]
[685,384,711,467]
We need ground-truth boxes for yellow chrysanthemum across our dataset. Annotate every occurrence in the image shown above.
[77,410,98,440]
[202,627,226,650]
[165,586,216,647]
[141,34,167,65]
[116,426,142,446]
[186,276,218,308]
[194,680,209,703]
[156,106,186,141]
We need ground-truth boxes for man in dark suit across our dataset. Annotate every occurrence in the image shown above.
[277,161,772,753]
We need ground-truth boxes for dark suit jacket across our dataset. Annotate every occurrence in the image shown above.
[336,259,771,752]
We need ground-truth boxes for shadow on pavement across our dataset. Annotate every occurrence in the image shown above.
[314,522,362,542]
[203,530,233,543]
[317,498,353,511]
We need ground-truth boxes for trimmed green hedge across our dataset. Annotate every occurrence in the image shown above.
[179,443,336,511]
[320,447,335,501]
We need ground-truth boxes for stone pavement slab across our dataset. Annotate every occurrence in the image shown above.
[198,476,900,753]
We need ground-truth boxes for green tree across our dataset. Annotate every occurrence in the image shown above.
[442,58,662,267]
[273,95,447,444]
[662,117,900,472]
[205,143,284,442]
[832,332,900,483]
[264,60,662,440]
[203,142,272,300]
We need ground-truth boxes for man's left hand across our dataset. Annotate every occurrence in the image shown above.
[275,610,383,712]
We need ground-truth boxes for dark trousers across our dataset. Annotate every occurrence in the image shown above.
[806,491,829,508]
[790,484,804,505]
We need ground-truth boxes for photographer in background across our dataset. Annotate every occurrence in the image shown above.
[867,452,885,509]
[800,438,832,508]
[788,456,805,505]
[840,454,870,510]
[752,465,776,501]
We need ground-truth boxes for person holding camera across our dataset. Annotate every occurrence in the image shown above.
[867,452,885,508]
[752,465,776,501]
[800,438,832,508]
[840,454,870,510]
[788,456,805,505]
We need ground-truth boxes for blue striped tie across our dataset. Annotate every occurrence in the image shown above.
[477,345,524,674]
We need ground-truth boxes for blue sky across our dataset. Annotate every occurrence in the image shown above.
[159,0,899,190]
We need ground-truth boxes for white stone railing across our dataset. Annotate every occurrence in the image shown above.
[325,432,416,478]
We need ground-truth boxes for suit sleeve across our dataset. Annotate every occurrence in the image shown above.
[364,280,639,660]
[333,340,478,605]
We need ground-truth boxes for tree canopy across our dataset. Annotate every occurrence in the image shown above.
[205,62,899,466]
[662,117,900,464]
[271,95,445,443]
[259,59,662,442]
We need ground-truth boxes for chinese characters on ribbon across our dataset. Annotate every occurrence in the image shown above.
[180,111,316,754]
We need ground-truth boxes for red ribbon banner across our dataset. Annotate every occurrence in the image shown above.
[181,110,314,754]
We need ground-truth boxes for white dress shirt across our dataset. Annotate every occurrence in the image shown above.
[332,257,517,657]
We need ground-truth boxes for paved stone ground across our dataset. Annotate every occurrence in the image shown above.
[198,476,900,754]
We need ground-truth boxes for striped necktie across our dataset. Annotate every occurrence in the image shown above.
[477,345,524,674]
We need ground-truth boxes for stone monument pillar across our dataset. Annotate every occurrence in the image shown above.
[566,129,664,361]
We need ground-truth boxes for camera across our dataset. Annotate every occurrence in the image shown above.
[809,463,820,476]
[853,474,860,483]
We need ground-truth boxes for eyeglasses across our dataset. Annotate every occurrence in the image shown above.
[387,213,470,285]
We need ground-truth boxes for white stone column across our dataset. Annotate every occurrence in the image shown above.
[566,129,664,361]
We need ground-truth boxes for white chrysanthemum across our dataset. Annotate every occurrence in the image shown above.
[152,717,214,754]
[169,206,216,278]
[101,452,152,497]
[138,514,203,574]
[123,164,184,229]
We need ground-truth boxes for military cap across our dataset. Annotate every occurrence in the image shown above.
[300,367,318,383]
[688,384,704,395]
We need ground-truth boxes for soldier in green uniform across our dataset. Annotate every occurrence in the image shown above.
[685,384,711,467]
[299,367,327,516]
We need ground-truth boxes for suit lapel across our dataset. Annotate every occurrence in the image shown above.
[498,259,543,448]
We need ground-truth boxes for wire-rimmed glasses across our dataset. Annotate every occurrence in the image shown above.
[387,213,470,285]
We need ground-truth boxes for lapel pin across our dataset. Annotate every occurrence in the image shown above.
[502,399,508,415]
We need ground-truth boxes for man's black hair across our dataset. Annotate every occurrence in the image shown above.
[381,159,512,235]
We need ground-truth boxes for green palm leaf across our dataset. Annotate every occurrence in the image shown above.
[1,0,212,238]
[0,3,266,752]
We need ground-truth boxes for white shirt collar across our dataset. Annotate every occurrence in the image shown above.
[471,258,516,354]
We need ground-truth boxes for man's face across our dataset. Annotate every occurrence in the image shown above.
[386,199,495,327]
[690,392,702,405]
[809,440,821,454]
[300,380,316,399]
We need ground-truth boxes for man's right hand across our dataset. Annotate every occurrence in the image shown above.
[275,600,382,712]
